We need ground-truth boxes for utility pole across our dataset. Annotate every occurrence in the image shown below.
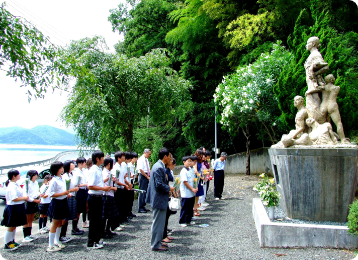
[215,105,217,160]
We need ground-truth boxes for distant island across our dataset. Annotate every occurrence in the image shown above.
[0,125,76,146]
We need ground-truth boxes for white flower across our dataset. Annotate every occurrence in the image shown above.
[243,92,247,97]
[273,122,276,126]
[266,79,271,83]
[243,86,246,90]
[257,90,261,95]
[263,201,268,206]
[245,105,248,109]
[249,99,254,104]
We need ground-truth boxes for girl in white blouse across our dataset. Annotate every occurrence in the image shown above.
[22,170,41,243]
[1,170,29,251]
[46,161,70,252]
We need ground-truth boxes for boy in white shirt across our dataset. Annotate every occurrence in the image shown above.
[179,156,198,227]
[38,174,52,234]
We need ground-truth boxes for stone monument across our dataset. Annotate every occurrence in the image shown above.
[269,36,358,222]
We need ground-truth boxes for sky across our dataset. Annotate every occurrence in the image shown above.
[0,0,124,131]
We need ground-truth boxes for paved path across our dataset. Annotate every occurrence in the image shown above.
[0,174,355,259]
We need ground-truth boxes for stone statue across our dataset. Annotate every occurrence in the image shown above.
[292,96,308,139]
[304,36,328,124]
[321,74,349,143]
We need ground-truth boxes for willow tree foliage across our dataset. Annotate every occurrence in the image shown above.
[0,3,65,99]
[61,36,191,152]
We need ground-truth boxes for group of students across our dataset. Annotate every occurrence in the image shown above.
[1,151,141,252]
[1,148,227,253]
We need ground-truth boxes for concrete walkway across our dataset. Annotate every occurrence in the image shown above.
[0,174,355,260]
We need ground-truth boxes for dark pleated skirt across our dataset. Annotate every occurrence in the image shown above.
[76,189,88,213]
[66,196,77,220]
[102,195,119,219]
[47,198,69,220]
[39,203,50,215]
[1,204,27,227]
[26,201,39,214]
[196,180,204,197]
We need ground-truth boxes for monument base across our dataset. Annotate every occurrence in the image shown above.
[252,198,358,249]
[269,148,358,222]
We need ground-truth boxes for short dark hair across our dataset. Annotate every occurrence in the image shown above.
[172,158,176,165]
[182,156,191,162]
[205,150,211,156]
[159,147,170,160]
[125,151,133,160]
[7,169,20,185]
[86,158,93,167]
[132,152,138,158]
[199,147,204,150]
[104,157,114,169]
[44,174,52,181]
[50,161,64,176]
[64,160,74,173]
[190,155,198,161]
[115,151,125,162]
[27,170,38,180]
[76,157,86,165]
[92,151,104,164]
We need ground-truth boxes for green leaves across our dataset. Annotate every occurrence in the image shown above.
[0,3,65,100]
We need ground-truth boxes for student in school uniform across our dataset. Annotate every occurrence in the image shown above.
[38,174,52,234]
[111,151,128,231]
[47,161,70,252]
[128,152,138,218]
[72,157,88,233]
[102,157,119,239]
[22,170,41,242]
[137,149,152,213]
[1,170,28,251]
[179,156,198,227]
[124,152,134,221]
[87,151,111,249]
[81,158,93,228]
[60,160,80,243]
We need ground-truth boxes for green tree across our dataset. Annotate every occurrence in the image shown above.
[215,43,292,174]
[0,3,65,99]
[61,36,192,152]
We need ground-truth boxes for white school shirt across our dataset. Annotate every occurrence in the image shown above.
[62,172,76,196]
[24,180,40,202]
[128,162,134,181]
[112,162,124,189]
[180,167,195,198]
[102,168,114,197]
[49,176,67,200]
[40,183,51,204]
[88,165,104,195]
[72,168,87,189]
[6,181,26,205]
[137,155,150,175]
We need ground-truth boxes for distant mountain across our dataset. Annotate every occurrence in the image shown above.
[0,125,76,146]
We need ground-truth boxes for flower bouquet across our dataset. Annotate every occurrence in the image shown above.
[127,167,131,181]
[65,179,71,191]
[173,177,180,192]
[116,170,120,180]
[253,173,280,208]
[193,178,198,189]
[24,178,30,194]
[108,173,112,187]
[76,176,81,187]
[41,185,49,196]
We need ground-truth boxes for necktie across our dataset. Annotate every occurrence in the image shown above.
[145,159,151,177]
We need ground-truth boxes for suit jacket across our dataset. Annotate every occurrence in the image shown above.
[146,160,170,209]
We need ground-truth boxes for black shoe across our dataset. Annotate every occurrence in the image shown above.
[138,209,147,213]
[71,230,84,235]
[128,215,133,220]
[143,207,151,212]
[167,228,172,232]
[130,213,137,218]
[107,231,117,236]
[76,228,84,233]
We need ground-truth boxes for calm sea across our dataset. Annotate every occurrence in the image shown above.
[0,144,77,166]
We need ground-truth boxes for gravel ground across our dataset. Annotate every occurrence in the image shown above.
[0,174,356,260]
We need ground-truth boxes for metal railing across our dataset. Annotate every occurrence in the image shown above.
[0,150,91,174]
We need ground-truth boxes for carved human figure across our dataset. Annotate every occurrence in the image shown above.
[304,36,328,124]
[292,96,308,139]
[320,74,349,143]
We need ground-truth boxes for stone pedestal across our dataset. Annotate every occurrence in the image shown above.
[268,148,358,222]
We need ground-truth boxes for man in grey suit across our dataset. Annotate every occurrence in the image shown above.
[146,147,175,251]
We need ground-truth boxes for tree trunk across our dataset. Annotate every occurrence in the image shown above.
[242,126,251,175]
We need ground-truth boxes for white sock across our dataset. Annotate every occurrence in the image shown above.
[11,230,15,242]
[49,232,55,247]
[4,231,13,244]
[54,227,61,244]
